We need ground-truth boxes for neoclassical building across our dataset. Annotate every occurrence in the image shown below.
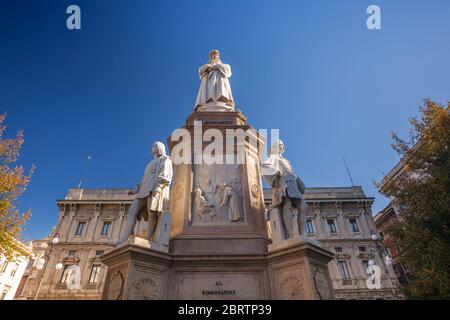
[0,240,31,300]
[273,187,398,299]
[18,189,134,300]
[374,157,410,285]
[18,186,398,300]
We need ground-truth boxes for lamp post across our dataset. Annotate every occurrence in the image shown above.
[33,234,60,300]
[370,233,398,299]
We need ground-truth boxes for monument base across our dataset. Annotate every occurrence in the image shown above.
[101,239,334,300]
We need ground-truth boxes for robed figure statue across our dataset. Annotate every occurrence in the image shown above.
[194,49,235,112]
[262,140,308,240]
[116,141,173,244]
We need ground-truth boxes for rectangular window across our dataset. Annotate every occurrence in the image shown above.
[10,263,19,277]
[358,246,366,252]
[362,260,369,273]
[338,261,350,280]
[0,261,8,273]
[393,265,400,276]
[60,265,70,283]
[101,222,111,236]
[327,219,337,233]
[349,219,360,233]
[386,247,393,256]
[0,285,11,300]
[95,250,104,256]
[68,250,76,256]
[75,222,86,236]
[306,219,314,234]
[335,247,343,253]
[88,265,102,283]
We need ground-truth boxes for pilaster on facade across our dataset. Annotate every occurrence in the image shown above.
[63,204,77,242]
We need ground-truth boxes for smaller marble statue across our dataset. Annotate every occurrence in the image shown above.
[194,49,234,112]
[66,264,81,290]
[116,142,173,244]
[262,140,307,240]
[219,183,242,222]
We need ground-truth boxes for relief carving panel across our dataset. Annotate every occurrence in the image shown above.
[192,164,244,225]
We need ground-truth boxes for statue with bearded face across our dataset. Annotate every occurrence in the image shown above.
[194,49,235,112]
[116,141,173,245]
[262,140,307,241]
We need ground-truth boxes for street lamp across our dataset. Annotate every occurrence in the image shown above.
[371,232,398,299]
[33,233,60,300]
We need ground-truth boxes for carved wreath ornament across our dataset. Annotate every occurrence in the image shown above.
[250,182,261,199]
[132,278,158,300]
[280,275,305,300]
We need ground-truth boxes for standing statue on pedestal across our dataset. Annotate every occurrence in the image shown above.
[262,140,307,240]
[116,142,173,244]
[194,49,235,112]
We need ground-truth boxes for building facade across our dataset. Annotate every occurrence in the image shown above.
[14,238,48,299]
[374,158,409,285]
[0,242,30,300]
[18,189,135,300]
[286,187,398,299]
[18,186,398,300]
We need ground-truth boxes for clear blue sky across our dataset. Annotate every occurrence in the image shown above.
[1,0,449,240]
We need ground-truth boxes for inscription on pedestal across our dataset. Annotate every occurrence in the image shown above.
[176,274,263,300]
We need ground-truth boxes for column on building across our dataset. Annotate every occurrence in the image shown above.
[88,204,101,241]
[111,203,125,241]
[63,204,77,242]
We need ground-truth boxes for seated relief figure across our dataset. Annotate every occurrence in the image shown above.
[262,140,308,240]
[194,188,216,223]
[116,141,173,244]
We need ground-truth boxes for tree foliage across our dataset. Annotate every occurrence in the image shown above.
[381,99,450,299]
[0,114,33,260]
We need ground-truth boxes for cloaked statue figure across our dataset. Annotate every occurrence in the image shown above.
[262,140,308,240]
[194,49,234,112]
[116,141,173,244]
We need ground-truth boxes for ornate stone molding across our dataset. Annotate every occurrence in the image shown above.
[62,256,80,263]
[343,212,361,218]
[335,253,351,260]
[69,203,77,216]
[58,203,67,217]
[320,212,338,219]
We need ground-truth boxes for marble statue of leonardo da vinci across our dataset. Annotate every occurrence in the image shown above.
[194,49,235,112]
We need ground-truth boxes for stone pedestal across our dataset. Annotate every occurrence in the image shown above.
[267,238,334,300]
[101,242,170,300]
[101,110,335,300]
[101,237,334,300]
[168,111,268,256]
